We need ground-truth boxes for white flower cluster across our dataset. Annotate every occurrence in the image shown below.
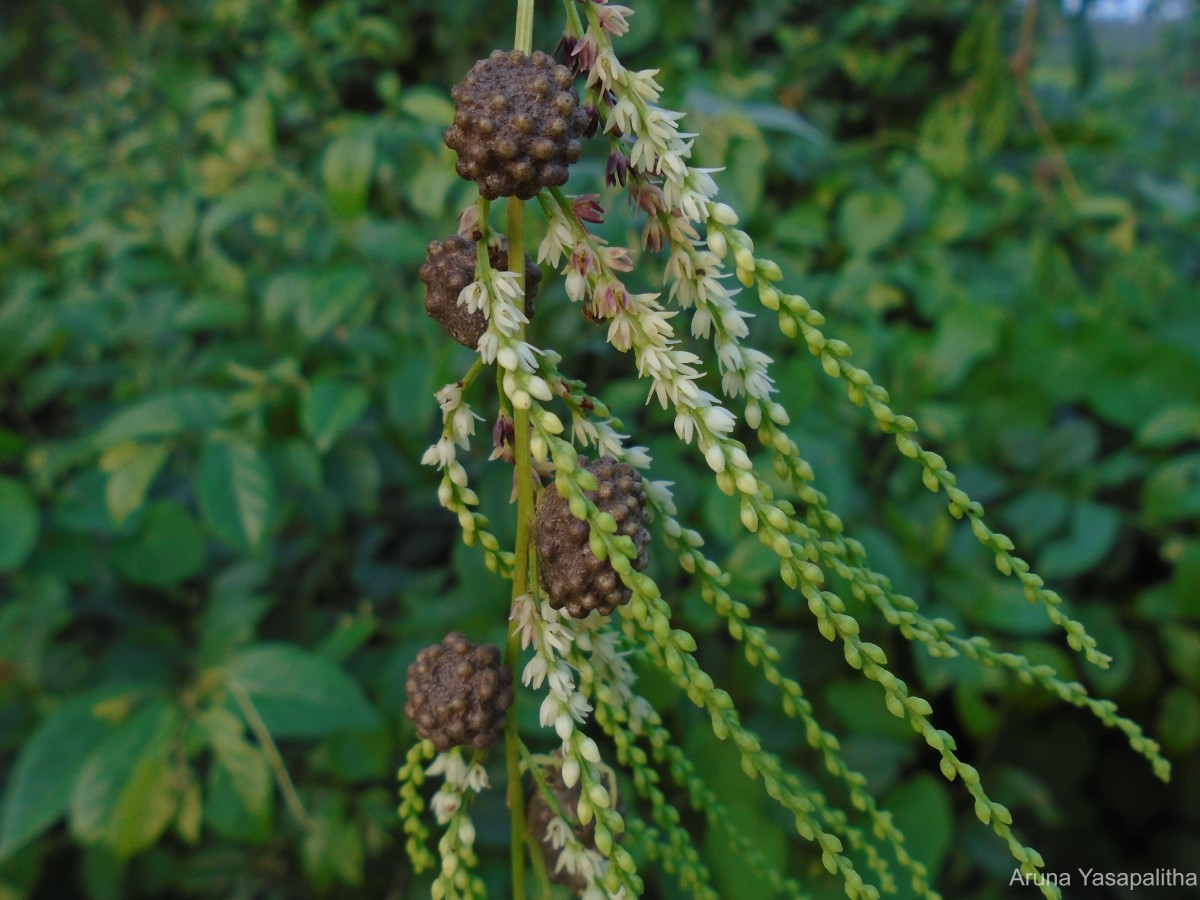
[665,238,781,415]
[465,263,554,411]
[542,815,625,900]
[420,372,512,572]
[537,200,577,270]
[509,593,627,898]
[421,380,482,473]
[427,749,490,825]
[510,593,592,740]
[539,191,746,481]
[426,748,488,900]
[576,8,792,433]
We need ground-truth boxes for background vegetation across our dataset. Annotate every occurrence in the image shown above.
[1,0,1198,897]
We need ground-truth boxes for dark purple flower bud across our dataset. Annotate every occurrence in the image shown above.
[633,182,666,215]
[494,420,513,453]
[606,150,629,187]
[556,33,579,65]
[572,194,606,224]
[570,34,600,73]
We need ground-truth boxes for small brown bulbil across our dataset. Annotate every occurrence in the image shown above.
[404,631,513,752]
[419,233,541,348]
[445,49,589,200]
[534,456,651,618]
[526,760,594,892]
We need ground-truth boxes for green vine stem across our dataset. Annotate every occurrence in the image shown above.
[502,7,536,895]
[506,177,533,900]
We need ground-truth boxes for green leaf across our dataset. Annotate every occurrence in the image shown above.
[1039,502,1121,580]
[316,606,379,664]
[1142,454,1200,525]
[326,438,382,514]
[297,268,373,342]
[173,296,249,332]
[838,190,906,256]
[0,691,124,860]
[1041,419,1101,475]
[683,723,782,900]
[101,442,171,526]
[225,644,381,738]
[158,191,197,260]
[1137,404,1200,449]
[301,377,370,454]
[967,581,1057,636]
[175,771,202,845]
[1163,626,1200,689]
[199,563,273,666]
[322,133,376,219]
[311,728,390,782]
[199,708,273,842]
[927,304,1002,390]
[1157,687,1200,755]
[826,680,917,741]
[886,774,952,878]
[0,576,69,682]
[93,389,231,449]
[398,87,455,125]
[111,501,206,588]
[0,477,39,572]
[197,438,276,552]
[70,699,180,858]
[1002,489,1071,546]
[301,801,364,889]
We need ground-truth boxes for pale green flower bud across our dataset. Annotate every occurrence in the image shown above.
[710,202,739,225]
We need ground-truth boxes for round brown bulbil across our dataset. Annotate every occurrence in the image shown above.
[404,631,514,752]
[445,49,589,200]
[526,760,594,892]
[419,233,541,349]
[534,455,651,618]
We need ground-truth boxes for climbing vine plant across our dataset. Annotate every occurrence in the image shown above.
[397,1,1170,899]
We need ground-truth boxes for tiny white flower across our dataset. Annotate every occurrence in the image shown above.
[476,331,499,364]
[465,763,490,793]
[703,442,726,473]
[457,280,487,314]
[541,694,564,728]
[555,712,575,740]
[431,791,460,825]
[566,691,592,723]
[457,817,476,847]
[673,411,695,443]
[701,404,737,435]
[578,736,602,763]
[623,445,653,469]
[523,654,548,688]
[546,816,572,849]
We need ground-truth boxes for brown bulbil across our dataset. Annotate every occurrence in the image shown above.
[445,49,589,200]
[534,456,651,618]
[404,632,513,752]
[419,233,541,349]
[526,759,594,892]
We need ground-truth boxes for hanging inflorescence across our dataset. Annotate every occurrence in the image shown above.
[398,3,1170,899]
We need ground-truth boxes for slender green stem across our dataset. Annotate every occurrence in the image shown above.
[514,0,535,55]
[508,3,537,895]
[517,741,555,899]
[229,681,313,830]
[505,191,533,899]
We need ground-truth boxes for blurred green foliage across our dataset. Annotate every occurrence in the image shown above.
[1,0,1198,897]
